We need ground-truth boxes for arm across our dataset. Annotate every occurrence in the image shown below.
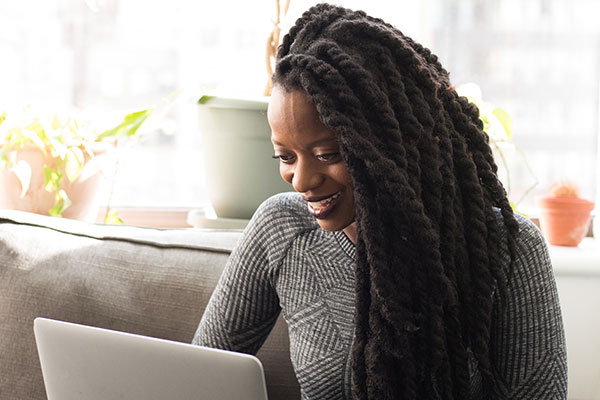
[490,217,568,399]
[192,202,283,355]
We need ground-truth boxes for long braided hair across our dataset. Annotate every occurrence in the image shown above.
[272,3,519,399]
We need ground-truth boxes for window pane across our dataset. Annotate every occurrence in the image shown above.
[2,0,598,214]
[428,0,600,213]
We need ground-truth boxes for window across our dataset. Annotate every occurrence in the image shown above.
[430,0,600,214]
[1,0,598,217]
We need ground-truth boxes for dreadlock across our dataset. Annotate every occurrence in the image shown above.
[272,3,520,399]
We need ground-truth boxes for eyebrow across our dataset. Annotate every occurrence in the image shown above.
[271,137,339,147]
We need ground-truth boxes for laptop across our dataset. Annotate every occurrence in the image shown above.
[33,317,269,400]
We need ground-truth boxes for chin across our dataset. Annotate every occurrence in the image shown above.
[316,217,353,233]
[316,220,338,232]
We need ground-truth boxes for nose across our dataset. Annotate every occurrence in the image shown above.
[283,157,324,193]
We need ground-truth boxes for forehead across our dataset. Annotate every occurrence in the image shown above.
[268,87,318,128]
[268,87,337,145]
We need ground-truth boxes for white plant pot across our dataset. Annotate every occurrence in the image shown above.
[197,96,291,220]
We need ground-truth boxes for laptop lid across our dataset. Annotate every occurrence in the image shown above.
[33,317,269,400]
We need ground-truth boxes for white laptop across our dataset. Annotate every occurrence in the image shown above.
[33,317,269,400]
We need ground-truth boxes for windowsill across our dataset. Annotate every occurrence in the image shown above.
[93,209,593,236]
[95,207,194,229]
[94,206,250,230]
[549,238,600,277]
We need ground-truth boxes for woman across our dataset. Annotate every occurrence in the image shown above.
[194,4,567,399]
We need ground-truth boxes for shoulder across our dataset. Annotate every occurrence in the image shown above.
[250,191,318,232]
[253,192,314,223]
[512,213,551,269]
[514,212,546,246]
[495,210,554,290]
[234,192,320,263]
[494,209,549,260]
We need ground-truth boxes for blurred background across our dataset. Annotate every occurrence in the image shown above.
[0,0,598,216]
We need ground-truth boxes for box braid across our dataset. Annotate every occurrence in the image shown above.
[272,4,519,399]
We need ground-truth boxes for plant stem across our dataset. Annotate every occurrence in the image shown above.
[511,142,539,207]
[104,141,120,224]
[491,139,511,196]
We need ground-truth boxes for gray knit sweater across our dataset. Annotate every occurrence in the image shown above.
[193,192,567,399]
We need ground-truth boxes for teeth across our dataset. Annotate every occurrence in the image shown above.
[308,192,341,211]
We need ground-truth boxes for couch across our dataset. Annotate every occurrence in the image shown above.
[0,209,301,399]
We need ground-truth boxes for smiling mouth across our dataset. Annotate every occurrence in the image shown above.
[306,192,342,219]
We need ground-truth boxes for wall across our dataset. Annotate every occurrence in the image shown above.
[552,239,600,399]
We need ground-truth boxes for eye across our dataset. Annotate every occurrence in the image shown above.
[316,152,342,163]
[272,154,296,164]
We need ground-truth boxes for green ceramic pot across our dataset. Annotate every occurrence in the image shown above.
[197,95,291,219]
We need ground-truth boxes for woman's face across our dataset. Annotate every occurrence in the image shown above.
[268,86,356,240]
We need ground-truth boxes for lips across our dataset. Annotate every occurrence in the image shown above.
[305,192,342,219]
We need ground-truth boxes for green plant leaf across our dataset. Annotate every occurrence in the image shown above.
[97,108,153,140]
[48,204,62,217]
[24,121,47,143]
[11,160,32,198]
[64,147,85,182]
[197,95,214,104]
[510,201,530,218]
[47,136,68,159]
[51,114,64,130]
[16,126,47,151]
[2,105,156,219]
[480,114,491,134]
[43,165,62,192]
[492,107,513,141]
[48,189,71,217]
[104,209,124,225]
[0,149,8,169]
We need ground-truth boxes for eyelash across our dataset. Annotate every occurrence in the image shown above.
[272,154,295,164]
[316,152,341,162]
[271,152,341,164]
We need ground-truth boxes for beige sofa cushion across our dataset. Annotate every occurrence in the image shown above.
[0,210,299,400]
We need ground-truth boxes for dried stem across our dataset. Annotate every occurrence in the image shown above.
[104,141,119,223]
[264,0,290,96]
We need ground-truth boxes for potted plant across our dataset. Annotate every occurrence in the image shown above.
[0,106,152,223]
[536,179,594,246]
[196,95,291,220]
[195,0,292,221]
[457,83,538,211]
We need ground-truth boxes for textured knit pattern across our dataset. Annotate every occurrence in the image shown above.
[193,192,567,400]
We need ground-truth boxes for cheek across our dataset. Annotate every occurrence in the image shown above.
[333,165,353,188]
[280,164,293,184]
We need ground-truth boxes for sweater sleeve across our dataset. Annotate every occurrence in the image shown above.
[192,192,312,355]
[490,216,568,399]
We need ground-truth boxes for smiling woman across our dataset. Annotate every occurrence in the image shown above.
[269,87,356,238]
[193,3,568,398]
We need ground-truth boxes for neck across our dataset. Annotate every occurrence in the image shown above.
[342,222,357,244]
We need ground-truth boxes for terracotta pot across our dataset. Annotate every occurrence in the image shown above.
[0,143,115,222]
[536,196,594,246]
